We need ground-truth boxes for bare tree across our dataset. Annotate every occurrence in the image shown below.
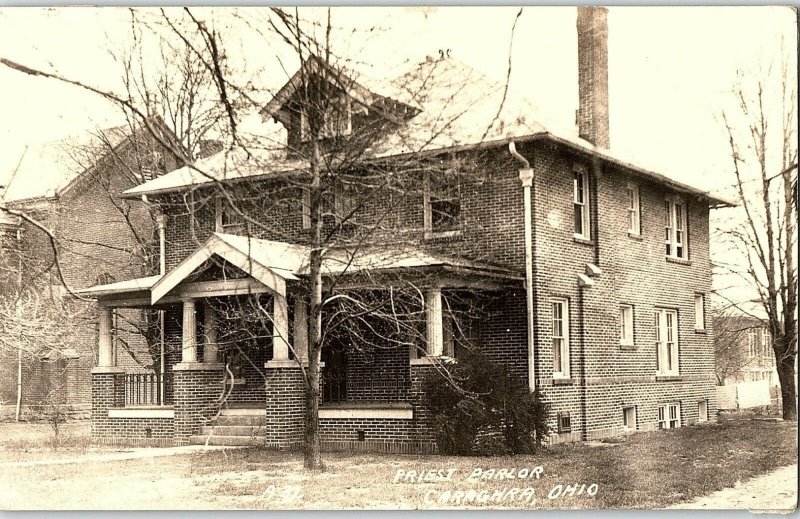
[1,6,525,468]
[718,56,798,420]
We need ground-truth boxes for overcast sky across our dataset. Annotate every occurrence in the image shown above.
[0,6,795,191]
[0,6,795,311]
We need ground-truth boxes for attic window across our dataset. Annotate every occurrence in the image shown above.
[424,173,461,239]
[300,95,352,141]
[142,151,167,181]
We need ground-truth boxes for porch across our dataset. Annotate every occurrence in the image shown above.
[80,233,524,451]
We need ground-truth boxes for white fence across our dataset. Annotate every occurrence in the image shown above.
[716,380,772,410]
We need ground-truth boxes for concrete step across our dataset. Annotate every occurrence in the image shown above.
[199,425,268,436]
[209,415,266,426]
[220,408,264,416]
[189,435,265,447]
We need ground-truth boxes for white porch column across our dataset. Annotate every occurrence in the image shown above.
[293,298,309,362]
[425,289,444,357]
[272,294,290,361]
[181,298,198,363]
[203,301,218,363]
[98,307,114,367]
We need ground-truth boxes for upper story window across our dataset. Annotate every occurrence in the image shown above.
[748,328,758,357]
[627,183,641,235]
[573,166,591,240]
[551,298,571,378]
[620,304,634,346]
[301,184,357,230]
[655,308,679,376]
[424,173,461,239]
[215,197,246,234]
[694,294,706,331]
[665,197,687,259]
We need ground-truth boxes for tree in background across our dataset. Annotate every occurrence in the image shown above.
[718,55,797,419]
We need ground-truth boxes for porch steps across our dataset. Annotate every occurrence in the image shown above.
[189,408,268,446]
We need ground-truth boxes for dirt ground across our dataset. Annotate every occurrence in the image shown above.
[669,464,797,512]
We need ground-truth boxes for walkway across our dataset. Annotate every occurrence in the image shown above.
[669,464,797,512]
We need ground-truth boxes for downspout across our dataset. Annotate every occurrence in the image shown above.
[509,141,536,393]
[578,285,589,441]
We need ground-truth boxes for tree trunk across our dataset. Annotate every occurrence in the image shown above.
[304,136,324,470]
[776,348,797,420]
[15,346,22,422]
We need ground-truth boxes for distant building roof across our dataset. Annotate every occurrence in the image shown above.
[2,126,130,205]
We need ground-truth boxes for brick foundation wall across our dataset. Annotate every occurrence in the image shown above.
[173,363,225,444]
[91,368,176,445]
[264,365,305,450]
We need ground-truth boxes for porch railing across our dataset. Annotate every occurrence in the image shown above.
[124,371,174,406]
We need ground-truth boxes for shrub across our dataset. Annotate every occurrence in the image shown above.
[422,353,549,455]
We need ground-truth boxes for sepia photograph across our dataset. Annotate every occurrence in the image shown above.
[0,5,796,511]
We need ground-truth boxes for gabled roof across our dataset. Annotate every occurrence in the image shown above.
[77,232,522,301]
[3,116,179,206]
[122,56,733,207]
[2,126,130,205]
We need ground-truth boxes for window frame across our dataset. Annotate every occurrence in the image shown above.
[573,165,591,240]
[658,402,682,429]
[748,329,757,357]
[551,298,571,379]
[619,304,635,346]
[655,308,679,376]
[698,400,708,423]
[423,172,462,240]
[215,197,246,234]
[622,406,637,432]
[694,293,706,331]
[300,95,353,142]
[626,182,641,236]
[665,197,688,260]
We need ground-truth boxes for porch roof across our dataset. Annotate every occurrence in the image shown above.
[77,233,523,303]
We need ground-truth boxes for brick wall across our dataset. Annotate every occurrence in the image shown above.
[173,365,225,444]
[264,366,305,450]
[148,138,718,445]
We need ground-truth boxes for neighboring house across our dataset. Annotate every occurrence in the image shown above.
[81,7,731,450]
[0,120,179,411]
[714,313,781,387]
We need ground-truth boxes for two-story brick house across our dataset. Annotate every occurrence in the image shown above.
[81,7,731,450]
[0,119,179,412]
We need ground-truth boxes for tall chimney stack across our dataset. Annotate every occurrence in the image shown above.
[576,6,610,149]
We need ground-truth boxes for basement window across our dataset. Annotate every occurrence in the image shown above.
[698,400,708,423]
[557,411,572,433]
[622,406,637,432]
[658,402,681,430]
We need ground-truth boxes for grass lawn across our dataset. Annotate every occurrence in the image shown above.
[0,420,127,463]
[0,416,796,510]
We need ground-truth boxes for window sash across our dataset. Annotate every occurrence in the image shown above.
[573,171,590,238]
[656,309,679,375]
[424,174,462,237]
[620,305,634,345]
[658,403,681,429]
[665,198,687,259]
[627,184,640,235]
[552,299,570,377]
[694,294,705,330]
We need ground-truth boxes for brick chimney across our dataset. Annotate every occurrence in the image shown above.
[576,6,610,149]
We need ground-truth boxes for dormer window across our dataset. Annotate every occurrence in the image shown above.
[300,95,352,141]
